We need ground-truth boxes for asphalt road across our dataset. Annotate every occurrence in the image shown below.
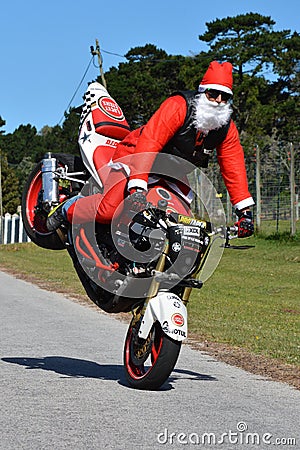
[0,270,299,450]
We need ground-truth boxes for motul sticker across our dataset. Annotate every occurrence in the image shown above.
[98,97,124,121]
[171,328,186,337]
[171,313,184,327]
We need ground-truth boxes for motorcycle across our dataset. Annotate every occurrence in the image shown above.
[21,82,237,390]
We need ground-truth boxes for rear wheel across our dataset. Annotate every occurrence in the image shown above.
[124,319,181,390]
[21,154,85,250]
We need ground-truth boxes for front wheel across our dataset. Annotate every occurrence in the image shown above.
[124,319,181,390]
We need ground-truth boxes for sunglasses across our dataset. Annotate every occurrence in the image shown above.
[205,89,232,102]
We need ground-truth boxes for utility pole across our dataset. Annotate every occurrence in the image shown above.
[289,142,296,236]
[90,39,107,89]
[255,144,261,232]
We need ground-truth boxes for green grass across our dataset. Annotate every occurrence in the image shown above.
[0,237,299,366]
[0,244,85,296]
[255,219,297,235]
[188,236,300,365]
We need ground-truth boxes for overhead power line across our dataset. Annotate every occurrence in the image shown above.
[101,49,127,58]
[58,55,94,125]
[59,39,109,125]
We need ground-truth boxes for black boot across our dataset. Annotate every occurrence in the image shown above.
[46,202,68,231]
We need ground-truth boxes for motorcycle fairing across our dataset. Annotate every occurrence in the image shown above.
[137,292,188,342]
[78,112,130,190]
[78,82,131,190]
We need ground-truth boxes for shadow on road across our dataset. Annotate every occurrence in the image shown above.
[2,356,125,381]
[171,368,217,382]
[2,356,217,390]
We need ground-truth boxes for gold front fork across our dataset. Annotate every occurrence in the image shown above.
[146,242,169,301]
[132,241,193,320]
[131,242,169,324]
[182,287,192,305]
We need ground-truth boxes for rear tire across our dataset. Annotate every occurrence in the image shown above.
[21,154,85,250]
[124,319,181,390]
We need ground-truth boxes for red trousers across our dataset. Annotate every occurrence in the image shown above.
[66,169,128,224]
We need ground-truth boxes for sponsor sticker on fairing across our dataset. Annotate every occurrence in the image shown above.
[105,138,118,147]
[171,313,184,327]
[98,97,125,120]
[183,226,200,236]
[172,242,181,252]
[178,215,207,228]
[171,328,186,337]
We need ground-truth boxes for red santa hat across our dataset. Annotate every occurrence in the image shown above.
[199,61,233,95]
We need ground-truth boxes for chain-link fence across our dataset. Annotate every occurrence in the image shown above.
[192,142,299,235]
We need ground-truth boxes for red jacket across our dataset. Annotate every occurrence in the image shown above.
[113,95,254,210]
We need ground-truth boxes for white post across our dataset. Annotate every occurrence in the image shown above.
[11,214,18,244]
[4,213,11,245]
[18,212,24,243]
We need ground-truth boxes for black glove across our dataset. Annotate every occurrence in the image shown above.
[126,189,147,213]
[235,210,254,238]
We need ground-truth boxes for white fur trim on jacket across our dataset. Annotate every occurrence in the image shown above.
[127,179,148,192]
[198,83,233,95]
[233,197,255,211]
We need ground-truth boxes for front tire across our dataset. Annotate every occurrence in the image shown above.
[124,319,181,390]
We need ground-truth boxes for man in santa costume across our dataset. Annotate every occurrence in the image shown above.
[47,61,254,238]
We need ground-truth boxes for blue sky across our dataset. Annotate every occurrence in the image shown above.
[1,0,299,134]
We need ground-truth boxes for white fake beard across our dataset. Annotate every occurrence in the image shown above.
[193,93,232,134]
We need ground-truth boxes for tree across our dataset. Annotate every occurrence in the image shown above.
[40,124,65,154]
[198,13,300,151]
[177,51,213,91]
[105,44,189,128]
[60,107,81,155]
[15,156,35,197]
[0,152,20,214]
[0,117,5,134]
[199,13,287,78]
[0,124,43,165]
[40,108,81,157]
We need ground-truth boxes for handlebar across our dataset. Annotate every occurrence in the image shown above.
[214,225,238,247]
[131,205,253,252]
[215,225,238,237]
[134,204,239,243]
